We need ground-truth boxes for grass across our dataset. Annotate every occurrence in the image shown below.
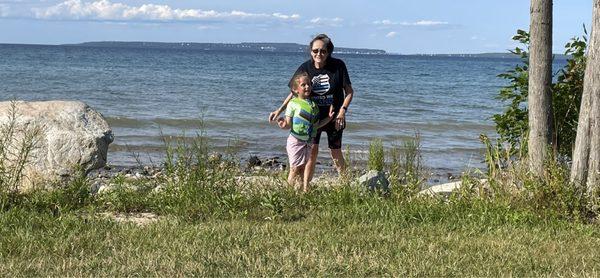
[2,121,600,275]
[2,196,600,276]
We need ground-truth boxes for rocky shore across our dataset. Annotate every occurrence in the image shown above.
[87,154,464,195]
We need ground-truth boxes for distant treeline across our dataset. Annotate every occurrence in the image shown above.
[63,41,387,55]
[414,52,570,60]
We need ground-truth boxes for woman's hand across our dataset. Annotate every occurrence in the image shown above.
[335,108,346,131]
[328,105,335,118]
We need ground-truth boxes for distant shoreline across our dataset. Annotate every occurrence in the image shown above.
[0,42,571,59]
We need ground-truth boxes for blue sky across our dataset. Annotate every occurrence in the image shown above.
[0,0,592,54]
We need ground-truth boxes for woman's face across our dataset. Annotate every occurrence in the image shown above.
[311,39,329,64]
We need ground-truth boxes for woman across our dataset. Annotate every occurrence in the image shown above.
[269,34,355,181]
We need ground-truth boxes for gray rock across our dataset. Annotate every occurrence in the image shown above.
[90,180,103,194]
[0,100,113,189]
[357,170,389,191]
[247,156,262,167]
[418,179,488,198]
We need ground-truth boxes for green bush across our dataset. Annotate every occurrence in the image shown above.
[493,28,587,159]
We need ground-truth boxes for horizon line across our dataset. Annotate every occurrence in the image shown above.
[0,41,571,56]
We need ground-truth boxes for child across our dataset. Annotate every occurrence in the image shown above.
[277,72,334,192]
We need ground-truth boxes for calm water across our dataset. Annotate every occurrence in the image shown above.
[0,44,562,173]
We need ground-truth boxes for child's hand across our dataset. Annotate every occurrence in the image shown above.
[277,117,287,129]
[328,105,335,118]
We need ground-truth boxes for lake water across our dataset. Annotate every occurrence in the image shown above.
[0,44,564,174]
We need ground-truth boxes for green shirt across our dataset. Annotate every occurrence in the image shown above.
[285,97,319,141]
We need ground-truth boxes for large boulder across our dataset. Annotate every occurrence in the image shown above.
[0,101,113,189]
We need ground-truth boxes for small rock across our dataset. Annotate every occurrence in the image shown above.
[247,156,262,167]
[209,152,222,163]
[356,170,389,191]
[97,184,114,194]
[90,181,103,194]
[252,166,263,172]
[152,184,165,193]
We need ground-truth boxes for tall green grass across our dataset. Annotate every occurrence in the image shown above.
[367,135,425,194]
[473,134,591,221]
[0,101,42,194]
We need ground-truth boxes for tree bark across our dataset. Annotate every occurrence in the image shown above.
[571,0,600,193]
[528,0,554,176]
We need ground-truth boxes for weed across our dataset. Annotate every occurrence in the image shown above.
[0,101,42,195]
[368,138,384,171]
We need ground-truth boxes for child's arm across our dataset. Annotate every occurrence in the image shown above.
[315,105,335,129]
[277,116,291,130]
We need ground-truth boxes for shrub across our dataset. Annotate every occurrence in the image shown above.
[493,28,587,159]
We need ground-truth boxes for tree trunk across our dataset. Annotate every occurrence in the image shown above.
[528,0,554,176]
[571,0,600,193]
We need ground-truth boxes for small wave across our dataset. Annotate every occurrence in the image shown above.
[106,116,152,128]
[107,116,267,130]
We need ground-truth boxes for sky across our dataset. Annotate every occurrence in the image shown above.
[0,0,593,54]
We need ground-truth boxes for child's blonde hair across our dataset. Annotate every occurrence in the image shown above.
[291,71,310,96]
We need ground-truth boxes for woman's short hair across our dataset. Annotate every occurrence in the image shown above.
[309,34,334,56]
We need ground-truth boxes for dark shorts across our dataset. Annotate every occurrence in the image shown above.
[311,119,344,149]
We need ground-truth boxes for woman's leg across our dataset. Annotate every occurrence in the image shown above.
[305,144,319,183]
[330,148,346,175]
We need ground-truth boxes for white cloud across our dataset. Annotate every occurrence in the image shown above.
[374,19,449,27]
[272,12,300,20]
[309,17,343,27]
[385,31,397,38]
[32,0,301,23]
[411,20,448,26]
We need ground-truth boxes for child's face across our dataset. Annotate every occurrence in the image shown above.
[295,76,311,99]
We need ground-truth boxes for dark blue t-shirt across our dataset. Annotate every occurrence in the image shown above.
[288,57,351,119]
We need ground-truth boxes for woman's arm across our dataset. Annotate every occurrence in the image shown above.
[269,92,294,123]
[335,84,354,130]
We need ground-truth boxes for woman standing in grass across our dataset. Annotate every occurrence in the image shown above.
[270,34,355,182]
[277,72,334,192]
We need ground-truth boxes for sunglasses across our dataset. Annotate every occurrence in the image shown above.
[311,48,328,55]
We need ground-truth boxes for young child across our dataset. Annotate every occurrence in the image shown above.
[277,72,334,192]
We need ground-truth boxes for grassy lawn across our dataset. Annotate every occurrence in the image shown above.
[2,189,600,276]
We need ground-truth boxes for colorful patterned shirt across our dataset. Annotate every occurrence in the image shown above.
[285,97,320,141]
